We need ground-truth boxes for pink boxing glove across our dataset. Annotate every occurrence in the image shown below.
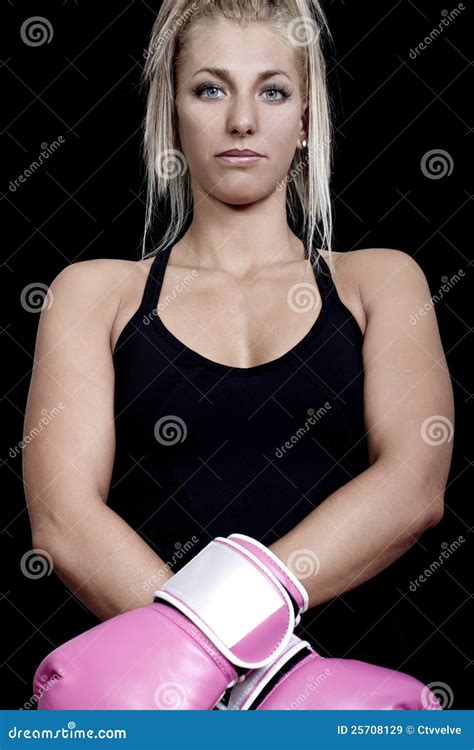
[33,534,309,710]
[218,635,442,711]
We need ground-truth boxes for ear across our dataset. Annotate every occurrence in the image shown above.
[299,98,309,142]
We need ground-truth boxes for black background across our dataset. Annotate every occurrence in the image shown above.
[1,0,472,710]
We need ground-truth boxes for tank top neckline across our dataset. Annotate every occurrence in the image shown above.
[139,242,336,376]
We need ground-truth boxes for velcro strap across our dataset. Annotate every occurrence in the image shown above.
[222,634,313,710]
[153,537,295,669]
[227,534,309,615]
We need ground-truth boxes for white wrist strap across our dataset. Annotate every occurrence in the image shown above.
[154,537,296,670]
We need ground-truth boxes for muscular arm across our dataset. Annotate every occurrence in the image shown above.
[269,249,454,608]
[23,261,173,621]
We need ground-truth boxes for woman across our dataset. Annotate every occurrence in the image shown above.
[24,0,453,676]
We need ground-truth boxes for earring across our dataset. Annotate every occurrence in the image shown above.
[300,138,307,149]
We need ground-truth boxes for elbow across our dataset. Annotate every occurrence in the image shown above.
[31,527,70,583]
[424,498,445,528]
[414,492,445,534]
[31,525,58,563]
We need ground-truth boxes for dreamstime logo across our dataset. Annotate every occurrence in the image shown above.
[20,549,54,579]
[143,2,200,58]
[9,137,65,192]
[285,667,332,709]
[408,535,465,592]
[287,549,320,580]
[8,722,126,739]
[143,268,199,326]
[21,669,65,710]
[287,16,320,47]
[155,149,188,180]
[21,283,53,313]
[421,682,453,710]
[420,415,453,446]
[409,269,465,325]
[409,4,465,59]
[154,681,187,709]
[275,403,332,458]
[287,282,320,313]
[154,415,187,445]
[276,137,330,192]
[9,403,65,459]
[276,149,309,191]
[20,16,54,46]
[420,149,453,179]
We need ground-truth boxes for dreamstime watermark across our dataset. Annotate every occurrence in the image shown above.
[276,137,331,192]
[420,415,454,446]
[143,536,200,592]
[9,402,65,460]
[20,16,54,46]
[8,724,127,740]
[421,681,454,709]
[409,4,465,59]
[285,667,332,709]
[287,548,321,580]
[155,149,188,180]
[409,269,465,325]
[20,549,54,579]
[421,149,454,179]
[408,535,465,592]
[154,681,188,709]
[154,415,188,445]
[143,268,198,326]
[275,403,332,458]
[276,153,308,192]
[9,137,65,192]
[143,2,200,58]
[287,281,320,313]
[21,282,54,312]
[20,669,65,710]
[286,16,320,47]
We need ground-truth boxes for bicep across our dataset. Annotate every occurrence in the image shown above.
[23,261,119,541]
[360,250,454,504]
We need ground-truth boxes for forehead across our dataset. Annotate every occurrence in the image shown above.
[180,22,297,78]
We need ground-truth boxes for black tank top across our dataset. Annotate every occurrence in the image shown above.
[109,244,409,667]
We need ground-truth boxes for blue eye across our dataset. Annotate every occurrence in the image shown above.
[193,83,291,102]
[194,84,223,99]
[198,86,222,99]
[262,87,288,101]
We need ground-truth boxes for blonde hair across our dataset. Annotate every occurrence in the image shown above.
[141,0,334,273]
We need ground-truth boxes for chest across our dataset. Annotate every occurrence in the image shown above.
[158,266,327,368]
[111,256,366,368]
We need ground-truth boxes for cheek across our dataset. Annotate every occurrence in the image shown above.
[178,108,220,159]
[269,132,298,162]
[265,111,301,154]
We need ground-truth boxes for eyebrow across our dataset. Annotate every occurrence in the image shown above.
[192,67,292,84]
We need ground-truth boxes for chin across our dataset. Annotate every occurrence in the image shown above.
[210,184,272,206]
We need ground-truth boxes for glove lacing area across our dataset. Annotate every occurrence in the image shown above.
[218,644,313,710]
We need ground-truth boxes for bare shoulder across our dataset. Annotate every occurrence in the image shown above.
[317,248,372,335]
[45,257,149,352]
[51,256,142,293]
[322,247,427,317]
[51,256,149,313]
[339,248,428,314]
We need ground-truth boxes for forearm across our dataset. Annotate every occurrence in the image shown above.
[269,458,442,609]
[33,498,173,621]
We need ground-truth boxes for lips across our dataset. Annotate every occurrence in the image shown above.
[217,149,263,157]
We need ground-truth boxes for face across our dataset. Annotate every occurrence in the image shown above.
[175,22,308,205]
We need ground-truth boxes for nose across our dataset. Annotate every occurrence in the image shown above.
[227,94,257,139]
